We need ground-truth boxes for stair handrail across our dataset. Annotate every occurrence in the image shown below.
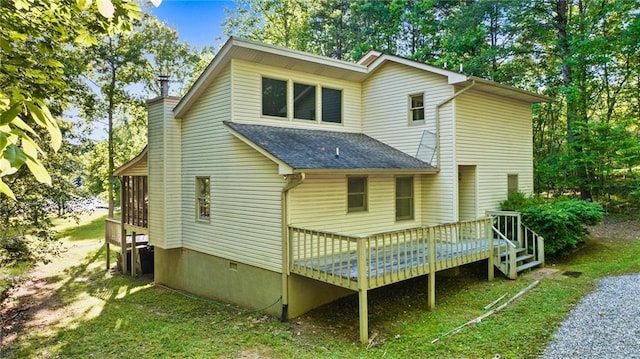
[492,226,518,279]
[521,223,545,266]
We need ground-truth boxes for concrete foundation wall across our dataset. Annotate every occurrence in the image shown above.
[155,247,353,319]
[154,247,282,317]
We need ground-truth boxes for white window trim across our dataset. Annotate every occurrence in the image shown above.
[196,176,211,222]
[409,93,426,126]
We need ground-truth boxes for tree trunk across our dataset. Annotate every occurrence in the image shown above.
[108,38,116,219]
[556,0,591,200]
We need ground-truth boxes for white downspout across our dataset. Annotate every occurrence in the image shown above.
[434,80,476,168]
[280,172,305,321]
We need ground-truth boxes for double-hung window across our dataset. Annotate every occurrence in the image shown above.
[322,87,342,123]
[347,176,367,212]
[409,94,425,122]
[294,83,316,120]
[395,176,414,220]
[196,177,210,221]
[262,77,287,117]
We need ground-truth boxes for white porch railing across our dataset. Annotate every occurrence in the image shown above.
[487,211,545,279]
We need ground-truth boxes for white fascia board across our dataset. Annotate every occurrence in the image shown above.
[366,54,468,83]
[173,38,235,118]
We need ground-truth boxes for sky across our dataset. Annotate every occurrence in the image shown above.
[149,0,236,48]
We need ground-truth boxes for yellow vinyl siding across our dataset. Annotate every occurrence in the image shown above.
[148,97,182,249]
[362,62,457,225]
[362,62,453,156]
[180,66,285,273]
[455,90,534,213]
[231,60,362,132]
[289,174,422,237]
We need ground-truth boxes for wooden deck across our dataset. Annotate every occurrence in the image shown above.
[288,214,544,344]
[290,218,497,291]
[288,218,499,344]
[105,218,149,276]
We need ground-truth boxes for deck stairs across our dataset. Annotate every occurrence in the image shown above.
[488,211,545,279]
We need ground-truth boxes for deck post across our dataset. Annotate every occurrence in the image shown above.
[120,226,127,275]
[358,289,368,344]
[427,227,436,311]
[357,237,368,344]
[486,219,494,281]
[106,242,110,270]
[131,231,137,277]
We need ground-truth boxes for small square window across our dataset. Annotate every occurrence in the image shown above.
[262,77,287,117]
[348,176,367,212]
[322,87,342,123]
[410,94,425,122]
[196,177,210,221]
[396,176,414,220]
[294,83,316,120]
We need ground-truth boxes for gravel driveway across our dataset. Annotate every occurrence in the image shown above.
[539,273,640,358]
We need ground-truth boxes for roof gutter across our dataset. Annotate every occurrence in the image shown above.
[435,80,476,168]
[280,172,306,322]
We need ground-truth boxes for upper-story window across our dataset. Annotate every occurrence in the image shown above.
[294,83,316,120]
[322,87,342,123]
[262,77,287,117]
[409,94,425,122]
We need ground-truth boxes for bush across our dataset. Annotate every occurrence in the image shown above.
[500,192,604,256]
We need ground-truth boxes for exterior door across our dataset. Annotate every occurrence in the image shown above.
[458,165,477,221]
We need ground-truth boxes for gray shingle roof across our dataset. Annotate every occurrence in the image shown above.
[224,121,434,171]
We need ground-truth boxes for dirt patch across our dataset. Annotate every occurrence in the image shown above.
[525,267,563,281]
[0,239,104,349]
[587,217,640,242]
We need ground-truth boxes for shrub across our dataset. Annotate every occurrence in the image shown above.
[499,191,544,211]
[500,192,604,256]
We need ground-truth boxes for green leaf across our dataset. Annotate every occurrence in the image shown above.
[0,178,16,200]
[26,101,47,128]
[25,101,61,151]
[96,0,115,18]
[75,30,98,46]
[77,0,92,11]
[10,116,36,136]
[21,135,43,159]
[3,143,26,168]
[0,158,19,176]
[25,156,52,185]
[0,102,22,126]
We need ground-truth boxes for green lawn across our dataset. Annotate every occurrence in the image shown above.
[3,214,639,358]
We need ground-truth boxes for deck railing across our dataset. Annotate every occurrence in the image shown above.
[487,210,545,278]
[105,218,122,247]
[289,217,494,290]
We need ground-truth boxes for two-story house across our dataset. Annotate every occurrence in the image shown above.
[109,37,547,343]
